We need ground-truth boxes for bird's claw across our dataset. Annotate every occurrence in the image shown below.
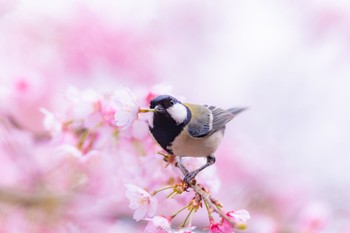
[183,173,197,185]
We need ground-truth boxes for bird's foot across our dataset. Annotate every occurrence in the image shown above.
[183,172,197,185]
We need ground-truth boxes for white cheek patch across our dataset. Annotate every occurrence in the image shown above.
[167,103,188,125]
[148,112,154,128]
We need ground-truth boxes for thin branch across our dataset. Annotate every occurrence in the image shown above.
[176,168,236,227]
[189,184,236,226]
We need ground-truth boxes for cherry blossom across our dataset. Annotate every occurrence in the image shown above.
[231,209,250,221]
[65,85,103,119]
[2,0,350,231]
[125,184,158,221]
[208,221,232,233]
[208,209,251,233]
[216,209,251,232]
[40,108,62,136]
[1,84,251,232]
[143,216,172,233]
[143,216,196,233]
[112,88,140,130]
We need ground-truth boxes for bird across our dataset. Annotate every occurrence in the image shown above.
[144,95,245,184]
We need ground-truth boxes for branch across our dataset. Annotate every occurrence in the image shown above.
[175,160,236,227]
[189,183,236,227]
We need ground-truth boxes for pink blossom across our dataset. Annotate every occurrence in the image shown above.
[112,88,140,130]
[40,108,62,136]
[65,86,102,120]
[227,209,251,225]
[209,210,251,233]
[143,216,196,233]
[143,216,172,233]
[0,2,262,231]
[125,184,158,221]
[209,221,232,233]
[222,209,251,231]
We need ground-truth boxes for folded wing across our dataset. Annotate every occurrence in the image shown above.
[185,104,239,138]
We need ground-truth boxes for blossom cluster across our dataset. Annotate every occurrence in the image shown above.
[0,84,249,232]
[2,0,350,231]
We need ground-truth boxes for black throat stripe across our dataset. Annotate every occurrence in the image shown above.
[149,106,191,154]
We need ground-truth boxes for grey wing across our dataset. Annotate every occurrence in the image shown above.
[185,103,212,138]
[207,106,236,134]
[185,104,237,138]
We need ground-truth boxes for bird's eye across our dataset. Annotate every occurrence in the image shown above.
[169,100,174,106]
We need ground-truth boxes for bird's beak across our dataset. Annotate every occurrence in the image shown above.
[139,108,155,113]
[154,105,165,113]
[138,105,165,113]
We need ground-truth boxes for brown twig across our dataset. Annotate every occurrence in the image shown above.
[190,184,236,226]
[175,160,236,227]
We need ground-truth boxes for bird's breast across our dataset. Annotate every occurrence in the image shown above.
[149,113,184,153]
[169,127,224,157]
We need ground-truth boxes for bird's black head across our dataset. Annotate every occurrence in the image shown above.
[150,95,189,125]
[149,95,191,153]
[150,95,180,112]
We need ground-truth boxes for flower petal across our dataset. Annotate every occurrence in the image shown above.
[112,88,139,130]
[133,205,148,221]
[229,209,251,223]
[147,197,158,217]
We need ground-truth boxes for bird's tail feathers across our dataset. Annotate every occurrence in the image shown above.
[227,107,247,116]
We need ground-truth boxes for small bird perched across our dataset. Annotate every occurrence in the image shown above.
[145,95,245,184]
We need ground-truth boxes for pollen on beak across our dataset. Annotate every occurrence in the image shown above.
[139,108,155,113]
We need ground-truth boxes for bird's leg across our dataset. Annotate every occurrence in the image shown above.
[175,157,189,176]
[183,155,216,184]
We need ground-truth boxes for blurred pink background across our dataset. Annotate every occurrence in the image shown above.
[1,0,350,232]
